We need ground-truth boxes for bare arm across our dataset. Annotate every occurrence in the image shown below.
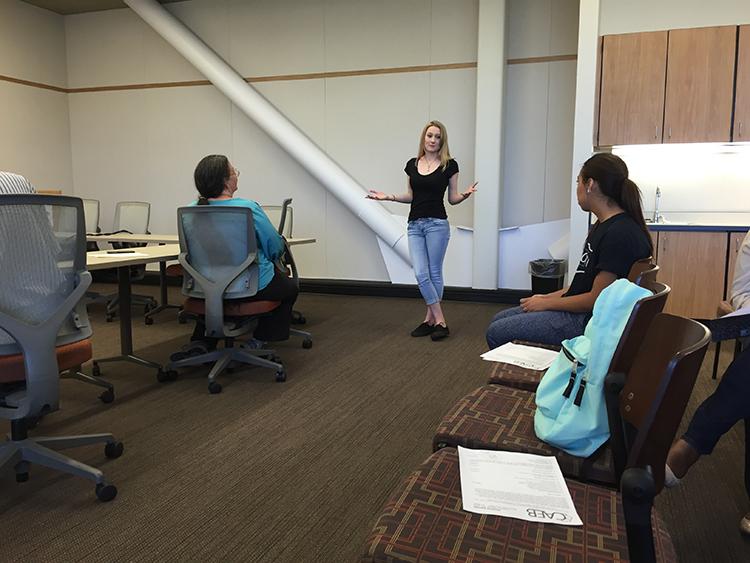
[366,179,413,203]
[520,271,618,313]
[447,173,478,205]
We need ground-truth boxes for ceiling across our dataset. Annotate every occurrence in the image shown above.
[22,0,183,15]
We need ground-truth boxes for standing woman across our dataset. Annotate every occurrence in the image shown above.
[367,120,477,340]
[485,152,653,349]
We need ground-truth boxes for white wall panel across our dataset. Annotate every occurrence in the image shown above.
[65,10,148,88]
[502,63,548,227]
[544,60,577,222]
[0,82,73,192]
[600,0,750,35]
[324,0,431,71]
[549,0,580,54]
[229,0,325,76]
[430,0,479,64]
[507,0,551,59]
[0,0,67,85]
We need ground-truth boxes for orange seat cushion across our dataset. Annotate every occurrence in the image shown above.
[182,297,280,317]
[166,263,184,277]
[0,339,93,384]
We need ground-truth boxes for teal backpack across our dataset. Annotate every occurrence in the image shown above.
[533,279,651,457]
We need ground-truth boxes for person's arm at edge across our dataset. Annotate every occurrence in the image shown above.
[520,270,617,313]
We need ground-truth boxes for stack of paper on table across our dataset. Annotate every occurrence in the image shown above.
[480,341,558,370]
[458,446,582,526]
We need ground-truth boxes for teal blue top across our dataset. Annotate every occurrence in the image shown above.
[191,197,284,290]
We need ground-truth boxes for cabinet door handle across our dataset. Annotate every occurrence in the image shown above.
[668,126,672,139]
[740,121,744,138]
[654,125,658,139]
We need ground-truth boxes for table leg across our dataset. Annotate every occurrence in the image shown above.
[93,266,169,380]
[143,260,181,324]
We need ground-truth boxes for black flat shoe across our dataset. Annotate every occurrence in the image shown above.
[431,324,450,341]
[411,322,435,337]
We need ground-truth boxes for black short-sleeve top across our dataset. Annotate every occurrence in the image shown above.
[564,213,652,297]
[404,157,459,221]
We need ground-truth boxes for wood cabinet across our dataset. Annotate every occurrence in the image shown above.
[597,25,739,146]
[734,25,750,141]
[727,231,748,298]
[598,31,667,146]
[664,26,737,143]
[652,231,727,318]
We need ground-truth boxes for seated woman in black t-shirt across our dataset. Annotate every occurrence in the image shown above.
[485,153,652,349]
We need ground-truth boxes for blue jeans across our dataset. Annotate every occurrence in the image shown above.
[485,306,590,349]
[407,218,450,305]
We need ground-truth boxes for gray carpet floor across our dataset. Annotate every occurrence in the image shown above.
[2,288,750,562]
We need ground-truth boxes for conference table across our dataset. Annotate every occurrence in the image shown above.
[85,236,316,381]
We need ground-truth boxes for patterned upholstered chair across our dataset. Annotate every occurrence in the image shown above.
[488,266,662,392]
[362,313,710,562]
[435,281,670,486]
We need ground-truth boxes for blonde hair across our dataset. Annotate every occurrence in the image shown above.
[417,120,451,171]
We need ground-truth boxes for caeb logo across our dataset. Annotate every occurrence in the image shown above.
[526,508,569,521]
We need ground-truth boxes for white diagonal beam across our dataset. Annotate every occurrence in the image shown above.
[124,0,410,264]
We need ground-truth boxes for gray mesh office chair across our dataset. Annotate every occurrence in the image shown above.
[0,194,123,501]
[167,206,286,394]
[103,201,157,321]
[263,198,312,345]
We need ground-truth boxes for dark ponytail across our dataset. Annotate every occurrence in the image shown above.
[194,154,230,204]
[580,153,653,254]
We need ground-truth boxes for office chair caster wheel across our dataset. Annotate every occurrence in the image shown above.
[156,369,177,383]
[96,483,118,502]
[177,315,187,324]
[104,441,124,459]
[275,370,286,383]
[105,314,114,323]
[99,389,115,404]
[208,381,222,394]
[16,471,29,483]
[92,363,101,377]
[144,316,154,326]
[302,338,313,349]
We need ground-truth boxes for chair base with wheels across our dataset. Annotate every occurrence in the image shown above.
[0,418,123,501]
[168,297,286,393]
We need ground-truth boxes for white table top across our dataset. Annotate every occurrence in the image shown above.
[88,233,316,246]
[86,244,180,270]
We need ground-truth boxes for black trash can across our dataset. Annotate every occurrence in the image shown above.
[529,259,567,294]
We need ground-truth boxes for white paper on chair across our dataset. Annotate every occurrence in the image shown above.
[480,342,558,370]
[458,446,583,526]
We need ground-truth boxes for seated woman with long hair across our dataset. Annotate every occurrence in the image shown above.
[485,153,653,349]
[189,154,298,347]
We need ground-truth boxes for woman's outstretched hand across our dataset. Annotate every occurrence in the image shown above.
[461,182,478,199]
[366,190,389,201]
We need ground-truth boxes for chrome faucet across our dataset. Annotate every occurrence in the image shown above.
[652,186,662,223]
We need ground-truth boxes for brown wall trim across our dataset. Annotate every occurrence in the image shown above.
[507,54,577,65]
[1,62,478,95]
[0,73,67,93]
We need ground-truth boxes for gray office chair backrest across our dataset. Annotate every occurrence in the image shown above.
[0,195,92,420]
[261,198,293,238]
[82,198,101,234]
[177,205,260,338]
[114,201,150,234]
